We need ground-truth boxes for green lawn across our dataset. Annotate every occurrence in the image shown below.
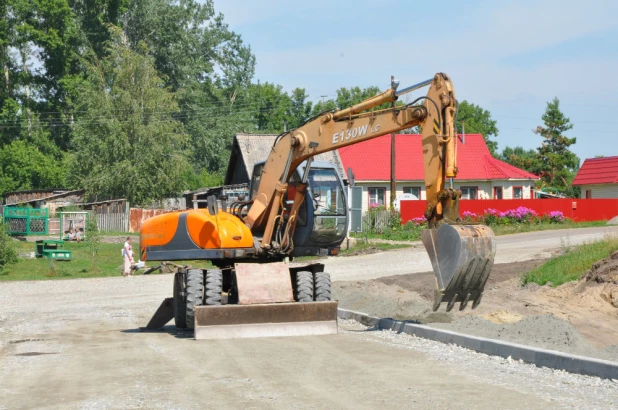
[522,235,618,287]
[0,240,212,281]
[490,220,607,236]
[1,239,409,281]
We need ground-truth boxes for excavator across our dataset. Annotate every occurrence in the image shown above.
[141,73,496,339]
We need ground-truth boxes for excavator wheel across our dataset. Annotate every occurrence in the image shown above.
[186,269,204,329]
[295,271,314,302]
[173,270,187,328]
[314,272,332,301]
[205,269,223,305]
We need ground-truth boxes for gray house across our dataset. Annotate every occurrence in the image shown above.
[224,133,347,186]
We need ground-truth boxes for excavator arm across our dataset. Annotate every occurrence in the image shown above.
[245,73,495,312]
[247,73,457,247]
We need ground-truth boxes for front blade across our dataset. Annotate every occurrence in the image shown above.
[194,301,338,340]
[421,224,495,312]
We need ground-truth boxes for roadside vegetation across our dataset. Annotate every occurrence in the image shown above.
[353,207,607,242]
[522,236,618,287]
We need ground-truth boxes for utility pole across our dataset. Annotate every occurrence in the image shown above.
[390,75,397,209]
[320,95,328,109]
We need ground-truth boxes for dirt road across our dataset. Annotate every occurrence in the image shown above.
[1,275,617,409]
[2,227,618,408]
[330,226,617,281]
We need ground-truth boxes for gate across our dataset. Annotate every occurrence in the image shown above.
[3,207,49,235]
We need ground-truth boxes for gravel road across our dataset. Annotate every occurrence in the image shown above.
[1,272,618,409]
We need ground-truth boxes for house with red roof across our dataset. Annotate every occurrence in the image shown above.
[338,133,539,212]
[572,156,618,198]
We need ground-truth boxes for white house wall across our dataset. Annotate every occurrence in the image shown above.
[355,180,535,213]
[583,184,618,198]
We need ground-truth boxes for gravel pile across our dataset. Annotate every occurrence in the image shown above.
[333,280,452,324]
[430,314,618,362]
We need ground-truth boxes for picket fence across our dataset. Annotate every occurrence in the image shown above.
[362,210,392,233]
[96,212,129,232]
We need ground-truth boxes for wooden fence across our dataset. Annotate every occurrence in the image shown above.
[96,212,129,232]
[362,210,393,233]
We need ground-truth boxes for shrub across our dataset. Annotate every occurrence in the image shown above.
[0,220,18,274]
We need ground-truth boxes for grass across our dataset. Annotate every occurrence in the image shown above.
[490,220,607,236]
[522,235,618,287]
[0,240,212,281]
[339,241,410,255]
[0,238,407,281]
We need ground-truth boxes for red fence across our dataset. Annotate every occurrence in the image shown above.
[129,208,170,232]
[400,198,618,223]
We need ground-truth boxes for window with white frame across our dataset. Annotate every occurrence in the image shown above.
[460,186,478,200]
[403,186,421,199]
[368,187,386,207]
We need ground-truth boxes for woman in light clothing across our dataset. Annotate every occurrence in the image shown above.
[123,237,134,276]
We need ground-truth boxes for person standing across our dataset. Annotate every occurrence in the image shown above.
[123,237,134,276]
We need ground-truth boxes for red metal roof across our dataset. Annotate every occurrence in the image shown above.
[338,134,538,181]
[572,156,618,185]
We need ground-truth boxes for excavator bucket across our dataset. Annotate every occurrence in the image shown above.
[421,224,495,312]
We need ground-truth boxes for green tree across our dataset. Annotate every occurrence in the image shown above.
[311,85,387,117]
[0,137,66,196]
[68,29,188,205]
[85,215,101,272]
[180,82,255,176]
[534,97,579,194]
[457,100,499,155]
[499,146,542,175]
[0,219,18,274]
[288,88,312,129]
[124,0,255,91]
[247,82,292,133]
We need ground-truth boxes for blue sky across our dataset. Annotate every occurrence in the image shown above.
[214,0,618,161]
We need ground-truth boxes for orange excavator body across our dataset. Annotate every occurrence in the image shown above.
[140,209,254,260]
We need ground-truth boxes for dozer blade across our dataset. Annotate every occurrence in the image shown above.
[193,301,338,340]
[421,224,495,312]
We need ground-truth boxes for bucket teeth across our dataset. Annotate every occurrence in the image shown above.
[432,293,444,312]
[446,293,458,312]
[422,224,496,312]
[459,293,472,311]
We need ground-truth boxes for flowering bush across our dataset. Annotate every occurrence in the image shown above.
[462,211,479,222]
[548,210,565,223]
[401,208,567,228]
[499,206,538,224]
[409,217,427,226]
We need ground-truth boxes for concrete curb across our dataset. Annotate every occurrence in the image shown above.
[338,308,618,380]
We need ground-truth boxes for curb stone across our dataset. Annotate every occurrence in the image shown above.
[338,308,618,380]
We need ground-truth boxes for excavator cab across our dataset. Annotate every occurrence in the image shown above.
[250,160,347,258]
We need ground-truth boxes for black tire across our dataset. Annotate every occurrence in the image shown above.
[186,269,204,329]
[295,270,314,302]
[314,271,332,301]
[205,269,223,305]
[173,271,187,328]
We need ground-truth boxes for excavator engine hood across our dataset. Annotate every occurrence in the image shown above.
[422,224,495,312]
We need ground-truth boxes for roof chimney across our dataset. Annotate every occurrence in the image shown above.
[461,120,465,144]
